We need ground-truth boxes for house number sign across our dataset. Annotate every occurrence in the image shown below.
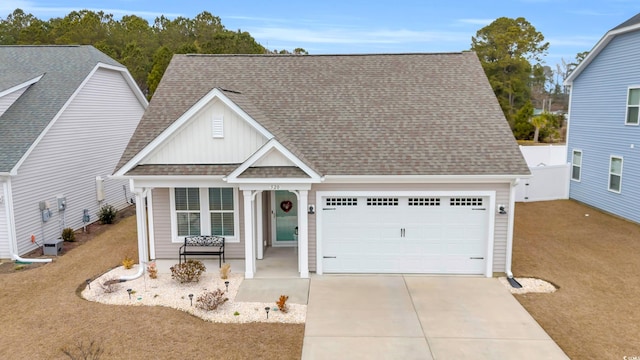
[270,185,280,190]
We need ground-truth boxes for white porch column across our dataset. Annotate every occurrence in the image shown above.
[297,190,309,278]
[243,190,255,278]
[256,192,264,260]
[134,190,149,267]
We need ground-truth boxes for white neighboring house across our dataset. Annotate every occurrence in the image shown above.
[0,45,147,260]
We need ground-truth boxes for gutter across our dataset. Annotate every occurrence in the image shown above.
[2,178,52,263]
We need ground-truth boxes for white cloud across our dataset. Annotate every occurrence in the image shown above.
[1,1,181,20]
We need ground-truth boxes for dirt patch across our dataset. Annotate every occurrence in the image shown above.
[0,206,303,359]
[0,206,136,274]
[513,200,640,359]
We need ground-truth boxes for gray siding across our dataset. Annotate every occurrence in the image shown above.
[11,68,145,255]
[151,187,245,260]
[568,31,640,223]
[0,86,28,118]
[308,182,510,273]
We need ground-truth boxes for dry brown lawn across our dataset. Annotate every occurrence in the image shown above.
[0,213,303,359]
[513,200,640,359]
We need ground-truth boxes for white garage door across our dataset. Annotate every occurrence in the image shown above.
[321,195,489,274]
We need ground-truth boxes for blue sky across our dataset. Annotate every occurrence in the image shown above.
[2,0,640,68]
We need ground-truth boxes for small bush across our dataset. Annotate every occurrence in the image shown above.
[97,204,117,224]
[99,277,120,294]
[220,263,231,279]
[61,339,106,360]
[122,255,134,269]
[276,295,289,313]
[147,262,158,279]
[196,289,228,311]
[170,260,206,283]
[61,227,75,242]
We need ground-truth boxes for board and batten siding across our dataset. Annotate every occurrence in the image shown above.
[151,187,245,260]
[10,67,145,255]
[308,182,511,273]
[142,98,268,165]
[0,85,29,118]
[568,31,640,223]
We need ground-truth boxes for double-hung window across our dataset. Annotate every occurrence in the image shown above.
[608,156,623,193]
[571,150,582,181]
[175,188,201,236]
[173,187,237,241]
[627,88,640,125]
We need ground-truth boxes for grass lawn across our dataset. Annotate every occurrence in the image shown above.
[0,212,303,359]
[513,200,640,359]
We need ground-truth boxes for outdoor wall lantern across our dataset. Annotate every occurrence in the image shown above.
[308,205,315,214]
[498,205,507,215]
[189,293,194,306]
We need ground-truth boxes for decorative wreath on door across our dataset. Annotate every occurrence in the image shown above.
[280,200,293,213]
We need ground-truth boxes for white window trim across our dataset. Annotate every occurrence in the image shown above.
[571,149,582,182]
[170,187,240,243]
[625,87,640,126]
[608,156,623,193]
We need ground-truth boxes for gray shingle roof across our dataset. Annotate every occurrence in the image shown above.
[611,13,640,31]
[0,45,123,172]
[119,52,529,176]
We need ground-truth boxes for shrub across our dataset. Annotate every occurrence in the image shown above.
[170,260,206,283]
[196,289,228,311]
[122,255,134,270]
[147,262,158,279]
[220,263,231,279]
[276,295,289,313]
[61,339,106,360]
[97,204,117,224]
[61,227,75,242]
[99,277,120,294]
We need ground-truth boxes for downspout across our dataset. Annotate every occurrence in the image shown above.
[3,178,51,263]
[505,179,520,287]
[119,187,149,282]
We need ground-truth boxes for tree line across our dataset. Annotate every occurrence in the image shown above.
[2,9,585,142]
[0,9,306,97]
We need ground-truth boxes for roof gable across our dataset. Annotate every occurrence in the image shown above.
[566,13,640,84]
[0,45,146,173]
[119,52,529,177]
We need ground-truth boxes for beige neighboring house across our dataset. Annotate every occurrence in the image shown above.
[114,52,529,279]
[0,45,147,260]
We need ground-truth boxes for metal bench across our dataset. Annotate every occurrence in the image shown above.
[178,235,225,267]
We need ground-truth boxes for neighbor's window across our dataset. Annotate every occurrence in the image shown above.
[608,156,623,193]
[626,88,640,125]
[175,188,201,236]
[571,150,582,181]
[209,188,235,236]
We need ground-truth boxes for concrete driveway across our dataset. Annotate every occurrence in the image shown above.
[302,275,568,360]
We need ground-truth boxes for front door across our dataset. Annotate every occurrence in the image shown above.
[273,190,298,247]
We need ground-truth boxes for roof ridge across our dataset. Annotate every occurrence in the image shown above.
[183,52,467,58]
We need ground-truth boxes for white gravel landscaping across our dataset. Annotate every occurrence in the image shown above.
[82,264,306,324]
[498,277,557,294]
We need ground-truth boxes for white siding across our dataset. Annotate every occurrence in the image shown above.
[253,149,296,167]
[0,181,9,258]
[151,187,246,260]
[0,85,29,118]
[10,67,145,255]
[309,182,510,274]
[142,98,268,164]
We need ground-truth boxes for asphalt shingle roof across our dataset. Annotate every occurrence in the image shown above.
[611,13,640,31]
[119,52,529,176]
[0,45,123,172]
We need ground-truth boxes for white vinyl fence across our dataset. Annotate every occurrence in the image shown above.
[516,145,569,202]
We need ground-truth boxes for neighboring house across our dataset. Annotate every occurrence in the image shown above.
[0,45,147,260]
[515,145,570,202]
[114,52,529,279]
[565,13,640,223]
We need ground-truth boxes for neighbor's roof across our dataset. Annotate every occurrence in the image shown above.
[565,13,640,84]
[0,45,124,173]
[118,52,529,176]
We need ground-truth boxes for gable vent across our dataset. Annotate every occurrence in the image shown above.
[212,117,224,138]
